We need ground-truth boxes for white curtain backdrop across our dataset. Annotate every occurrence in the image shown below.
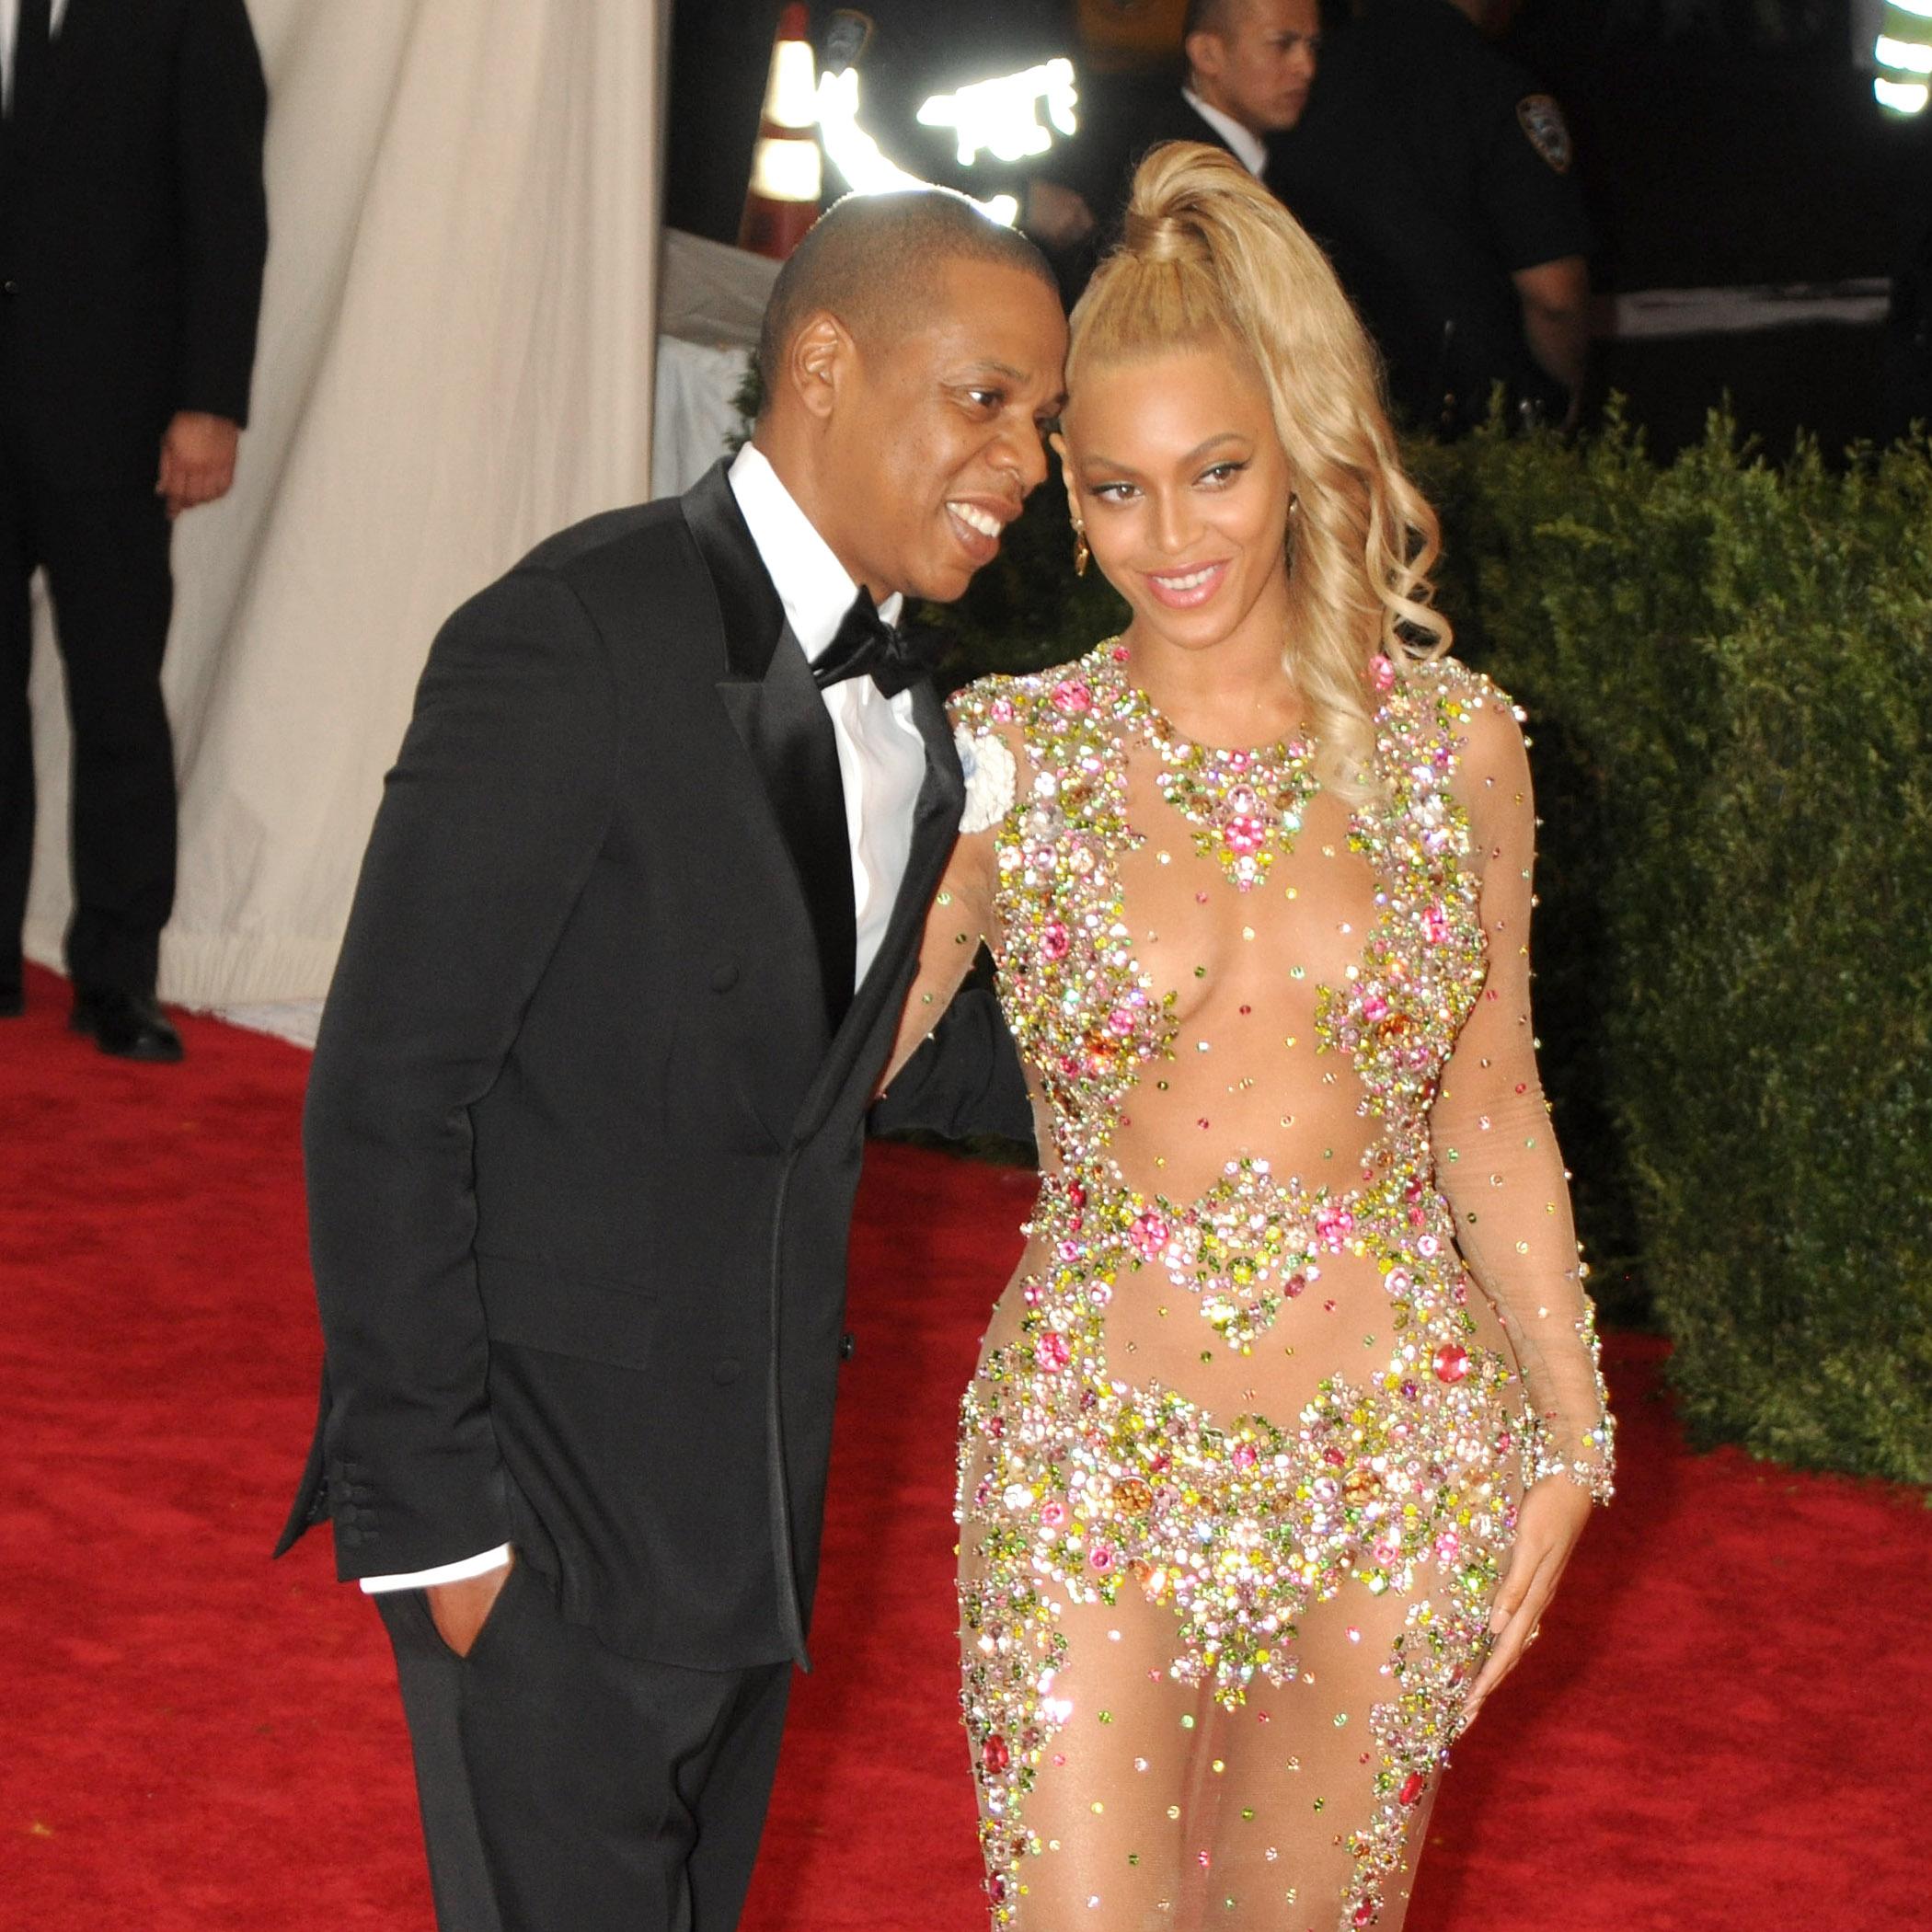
[22,0,667,1006]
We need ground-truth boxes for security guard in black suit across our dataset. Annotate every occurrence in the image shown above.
[1038,0,1321,296]
[0,0,268,1055]
[1272,0,1591,433]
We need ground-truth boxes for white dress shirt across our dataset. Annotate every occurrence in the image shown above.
[725,441,927,988]
[1181,86,1270,178]
[1,0,70,113]
[361,446,929,1595]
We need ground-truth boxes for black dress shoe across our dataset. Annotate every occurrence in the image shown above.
[69,986,184,1062]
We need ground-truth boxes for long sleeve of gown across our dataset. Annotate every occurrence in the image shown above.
[1430,688,1615,1503]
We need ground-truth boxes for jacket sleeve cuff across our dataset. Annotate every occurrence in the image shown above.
[358,1544,514,1593]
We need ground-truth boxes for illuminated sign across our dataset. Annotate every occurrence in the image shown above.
[916,58,1080,167]
[816,66,1021,226]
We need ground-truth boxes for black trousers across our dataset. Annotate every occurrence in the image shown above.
[0,431,176,997]
[375,1563,793,1932]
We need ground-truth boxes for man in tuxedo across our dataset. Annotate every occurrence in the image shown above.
[278,189,1064,1932]
[0,0,269,1055]
[1156,0,1322,174]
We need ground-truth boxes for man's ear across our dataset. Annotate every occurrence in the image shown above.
[788,311,856,424]
[1184,30,1223,91]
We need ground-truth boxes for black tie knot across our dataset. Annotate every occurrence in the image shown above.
[811,590,937,699]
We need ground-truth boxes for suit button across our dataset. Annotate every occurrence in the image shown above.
[0,280,17,297]
[839,1331,856,1362]
[711,955,740,992]
[338,1524,363,1547]
[712,1358,742,1384]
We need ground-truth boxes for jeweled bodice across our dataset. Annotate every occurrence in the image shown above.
[944,641,1611,1501]
[955,641,1490,1195]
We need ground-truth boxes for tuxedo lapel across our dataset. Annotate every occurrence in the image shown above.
[790,675,965,1144]
[685,463,856,1034]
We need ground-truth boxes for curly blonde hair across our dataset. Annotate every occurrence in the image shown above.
[1068,142,1449,797]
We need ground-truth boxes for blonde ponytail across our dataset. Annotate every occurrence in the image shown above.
[1069,143,1450,800]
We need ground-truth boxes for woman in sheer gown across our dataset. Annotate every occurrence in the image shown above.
[880,144,1615,1931]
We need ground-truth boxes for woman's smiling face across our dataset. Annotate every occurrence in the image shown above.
[1059,342,1295,656]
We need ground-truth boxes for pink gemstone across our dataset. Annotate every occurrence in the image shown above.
[1432,1343,1469,1384]
[1041,1499,1068,1527]
[991,699,1015,723]
[1315,1206,1355,1245]
[1353,1902,1376,1927]
[1066,1180,1087,1210]
[1371,654,1397,691]
[1109,1006,1136,1036]
[1435,1530,1461,1564]
[1362,993,1390,1021]
[1051,679,1092,715]
[1231,1443,1259,1470]
[1422,904,1451,945]
[1224,814,1266,856]
[1041,922,1071,961]
[983,1733,1011,1774]
[1285,1273,1306,1298]
[1037,1331,1071,1371]
[1225,784,1259,817]
[1111,644,1130,661]
[1130,1213,1169,1259]
[1089,1543,1117,1572]
[1398,1771,1425,1806]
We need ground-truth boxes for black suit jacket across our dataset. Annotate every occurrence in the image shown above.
[0,0,268,487]
[1051,82,1275,296]
[276,463,1031,1673]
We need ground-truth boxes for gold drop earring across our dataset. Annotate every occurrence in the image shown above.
[1072,517,1090,577]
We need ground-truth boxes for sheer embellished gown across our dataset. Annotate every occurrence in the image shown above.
[895,642,1615,1932]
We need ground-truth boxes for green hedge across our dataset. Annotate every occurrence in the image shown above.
[920,416,1932,1486]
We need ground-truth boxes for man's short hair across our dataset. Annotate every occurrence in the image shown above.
[754,189,1056,408]
[1182,0,1242,40]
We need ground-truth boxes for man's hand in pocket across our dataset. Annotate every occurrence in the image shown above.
[426,1554,513,1658]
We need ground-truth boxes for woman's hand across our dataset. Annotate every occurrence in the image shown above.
[1462,1475,1593,1730]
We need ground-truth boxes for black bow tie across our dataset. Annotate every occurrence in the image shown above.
[811,590,937,699]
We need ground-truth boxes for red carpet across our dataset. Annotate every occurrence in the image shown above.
[2,960,1926,1931]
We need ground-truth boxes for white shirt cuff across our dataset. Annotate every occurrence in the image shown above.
[358,1544,513,1593]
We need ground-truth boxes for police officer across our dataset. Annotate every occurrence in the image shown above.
[1272,0,1591,432]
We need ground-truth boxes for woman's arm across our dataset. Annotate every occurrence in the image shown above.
[1432,690,1614,1495]
[1429,684,1614,1721]
[871,717,1028,1139]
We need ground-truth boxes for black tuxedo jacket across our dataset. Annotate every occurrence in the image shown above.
[0,0,268,487]
[278,462,1019,1672]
